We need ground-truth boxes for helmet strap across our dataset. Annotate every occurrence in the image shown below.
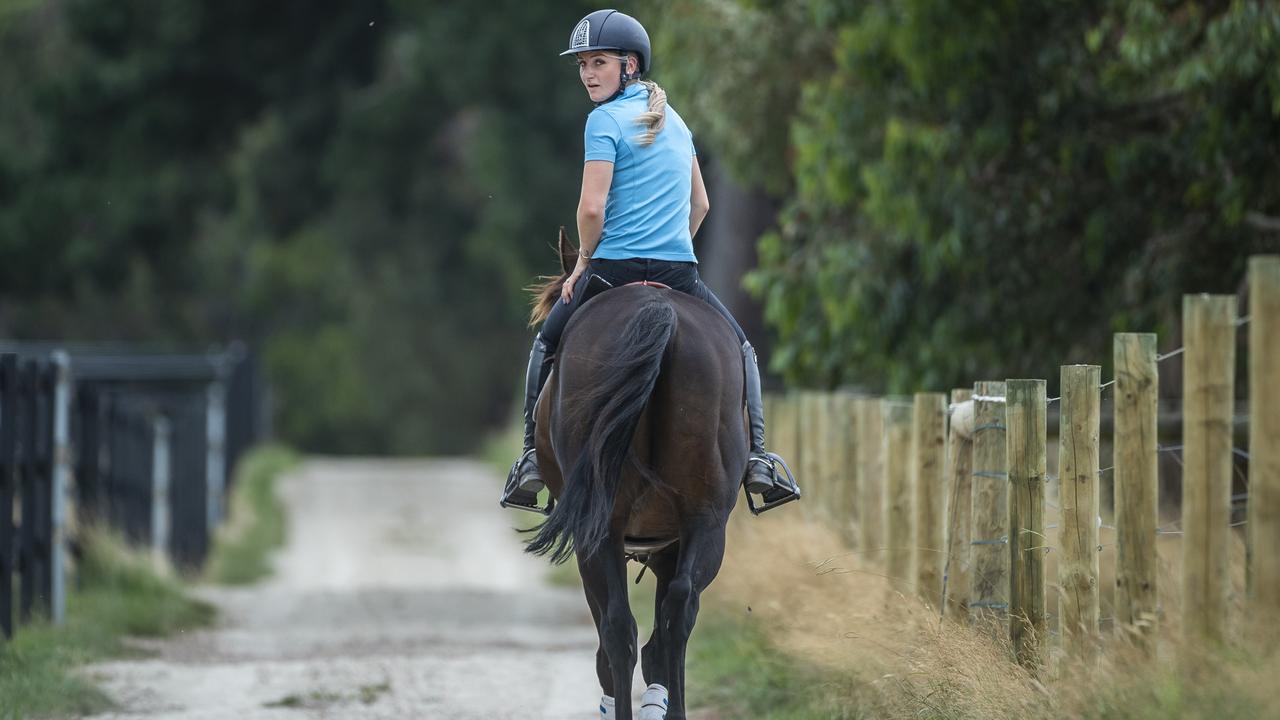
[598,55,637,106]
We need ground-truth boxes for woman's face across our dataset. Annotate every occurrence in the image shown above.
[577,51,636,103]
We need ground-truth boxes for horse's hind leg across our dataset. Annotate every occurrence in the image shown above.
[662,522,726,719]
[640,548,678,686]
[578,538,637,718]
[578,561,614,702]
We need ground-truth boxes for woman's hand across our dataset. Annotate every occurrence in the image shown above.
[561,259,588,304]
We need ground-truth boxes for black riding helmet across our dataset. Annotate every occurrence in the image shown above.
[560,10,651,103]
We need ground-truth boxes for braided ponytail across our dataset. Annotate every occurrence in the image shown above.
[633,80,667,147]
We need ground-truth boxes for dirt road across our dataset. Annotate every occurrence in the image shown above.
[88,458,632,719]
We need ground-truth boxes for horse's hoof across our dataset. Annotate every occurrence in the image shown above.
[638,683,668,719]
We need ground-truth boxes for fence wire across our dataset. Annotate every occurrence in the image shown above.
[801,299,1256,635]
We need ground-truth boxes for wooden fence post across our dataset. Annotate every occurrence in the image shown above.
[837,393,861,544]
[1007,379,1047,672]
[944,388,975,620]
[884,399,915,589]
[799,392,823,520]
[1182,294,1237,642]
[1115,333,1158,648]
[818,393,844,528]
[914,392,948,608]
[773,393,799,492]
[970,381,1009,627]
[857,398,886,561]
[1249,257,1280,624]
[1059,365,1101,659]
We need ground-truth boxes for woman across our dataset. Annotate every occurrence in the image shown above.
[500,9,800,514]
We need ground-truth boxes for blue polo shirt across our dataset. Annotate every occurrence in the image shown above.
[583,83,698,263]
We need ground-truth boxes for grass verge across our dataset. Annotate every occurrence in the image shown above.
[204,444,299,585]
[688,613,850,719]
[0,527,216,719]
[685,511,1280,720]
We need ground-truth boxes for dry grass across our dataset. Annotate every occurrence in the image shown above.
[695,508,1280,719]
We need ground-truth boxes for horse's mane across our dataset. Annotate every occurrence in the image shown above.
[527,226,577,327]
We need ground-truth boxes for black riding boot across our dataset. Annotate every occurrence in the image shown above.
[742,342,801,513]
[500,333,554,514]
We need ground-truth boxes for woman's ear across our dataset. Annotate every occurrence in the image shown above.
[558,226,577,275]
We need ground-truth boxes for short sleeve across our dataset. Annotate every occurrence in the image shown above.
[584,110,621,163]
[691,133,697,157]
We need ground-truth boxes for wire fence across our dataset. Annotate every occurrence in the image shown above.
[763,256,1273,672]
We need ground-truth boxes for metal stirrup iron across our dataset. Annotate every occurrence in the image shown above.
[744,452,801,516]
[500,450,555,515]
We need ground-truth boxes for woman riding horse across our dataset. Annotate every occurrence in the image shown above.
[499,9,801,515]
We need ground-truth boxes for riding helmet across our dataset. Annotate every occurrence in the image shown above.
[559,9,651,75]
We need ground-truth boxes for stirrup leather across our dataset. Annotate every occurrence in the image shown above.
[743,452,801,516]
[500,449,555,516]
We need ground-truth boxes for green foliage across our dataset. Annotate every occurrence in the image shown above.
[661,0,1280,392]
[647,0,834,195]
[6,0,1274,444]
[0,1,605,454]
[0,526,214,719]
[205,444,298,585]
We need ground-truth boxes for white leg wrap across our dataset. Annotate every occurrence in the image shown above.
[600,695,616,719]
[638,683,669,720]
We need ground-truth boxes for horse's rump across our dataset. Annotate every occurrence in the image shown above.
[527,285,746,561]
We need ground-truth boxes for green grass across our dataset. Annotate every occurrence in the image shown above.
[204,444,299,585]
[0,527,216,719]
[686,612,854,720]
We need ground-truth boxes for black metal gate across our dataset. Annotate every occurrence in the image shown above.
[0,344,266,640]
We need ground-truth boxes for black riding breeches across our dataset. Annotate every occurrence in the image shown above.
[539,258,748,352]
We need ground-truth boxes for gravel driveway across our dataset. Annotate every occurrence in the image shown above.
[86,457,628,719]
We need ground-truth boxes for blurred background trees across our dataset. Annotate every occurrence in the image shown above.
[655,0,1280,391]
[1,0,1277,453]
[1,0,598,452]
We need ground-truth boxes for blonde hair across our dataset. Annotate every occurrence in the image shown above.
[633,79,667,146]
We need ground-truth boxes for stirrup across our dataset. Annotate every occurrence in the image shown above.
[499,450,555,516]
[743,452,801,516]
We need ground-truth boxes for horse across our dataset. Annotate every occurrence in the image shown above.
[523,229,746,719]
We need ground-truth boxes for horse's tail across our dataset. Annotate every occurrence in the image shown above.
[525,296,677,564]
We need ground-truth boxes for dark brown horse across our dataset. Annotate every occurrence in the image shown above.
[524,231,745,719]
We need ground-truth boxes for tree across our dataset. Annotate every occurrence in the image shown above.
[0,0,603,453]
[657,0,1280,392]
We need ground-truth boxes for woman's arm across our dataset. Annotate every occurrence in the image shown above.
[577,160,613,258]
[563,160,614,303]
[690,156,710,238]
